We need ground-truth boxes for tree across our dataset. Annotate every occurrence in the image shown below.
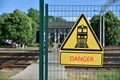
[105,11,120,46]
[90,11,120,46]
[29,20,36,43]
[48,16,55,22]
[47,16,66,22]
[27,8,39,24]
[1,9,36,47]
[0,16,3,40]
[54,17,66,22]
[90,15,100,40]
[0,13,10,40]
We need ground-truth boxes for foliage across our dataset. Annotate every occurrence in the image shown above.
[105,11,120,46]
[0,9,36,45]
[90,11,120,46]
[27,8,39,43]
[67,69,120,80]
[0,7,66,47]
[0,16,3,39]
[90,15,100,40]
[47,16,66,22]
[27,8,39,24]
[29,20,36,43]
[97,71,120,80]
[0,13,10,40]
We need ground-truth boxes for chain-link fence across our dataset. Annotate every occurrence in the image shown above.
[47,4,120,80]
[1,3,119,80]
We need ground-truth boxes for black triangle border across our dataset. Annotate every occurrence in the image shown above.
[60,14,103,51]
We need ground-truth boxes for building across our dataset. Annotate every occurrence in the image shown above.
[36,21,74,46]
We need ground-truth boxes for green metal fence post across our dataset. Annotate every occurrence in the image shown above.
[45,4,48,80]
[39,0,44,80]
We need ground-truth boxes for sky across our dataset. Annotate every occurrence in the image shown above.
[0,0,119,15]
[0,0,39,15]
[45,0,106,5]
[0,0,108,15]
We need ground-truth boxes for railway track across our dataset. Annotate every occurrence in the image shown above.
[0,50,39,69]
[0,47,120,69]
[104,47,120,67]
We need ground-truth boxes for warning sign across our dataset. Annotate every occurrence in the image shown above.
[60,53,102,66]
[60,14,104,67]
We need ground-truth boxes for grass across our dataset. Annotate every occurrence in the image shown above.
[15,47,39,50]
[0,47,39,50]
[0,70,20,80]
[97,71,120,80]
[0,73,16,80]
[0,43,39,50]
[67,71,97,80]
[66,68,120,80]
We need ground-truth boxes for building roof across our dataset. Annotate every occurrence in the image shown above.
[48,22,74,29]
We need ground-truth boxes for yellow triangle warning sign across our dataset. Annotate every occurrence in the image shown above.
[60,14,103,51]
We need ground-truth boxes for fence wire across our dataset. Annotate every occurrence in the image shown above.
[47,5,120,80]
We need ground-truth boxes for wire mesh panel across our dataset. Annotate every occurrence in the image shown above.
[47,5,120,80]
